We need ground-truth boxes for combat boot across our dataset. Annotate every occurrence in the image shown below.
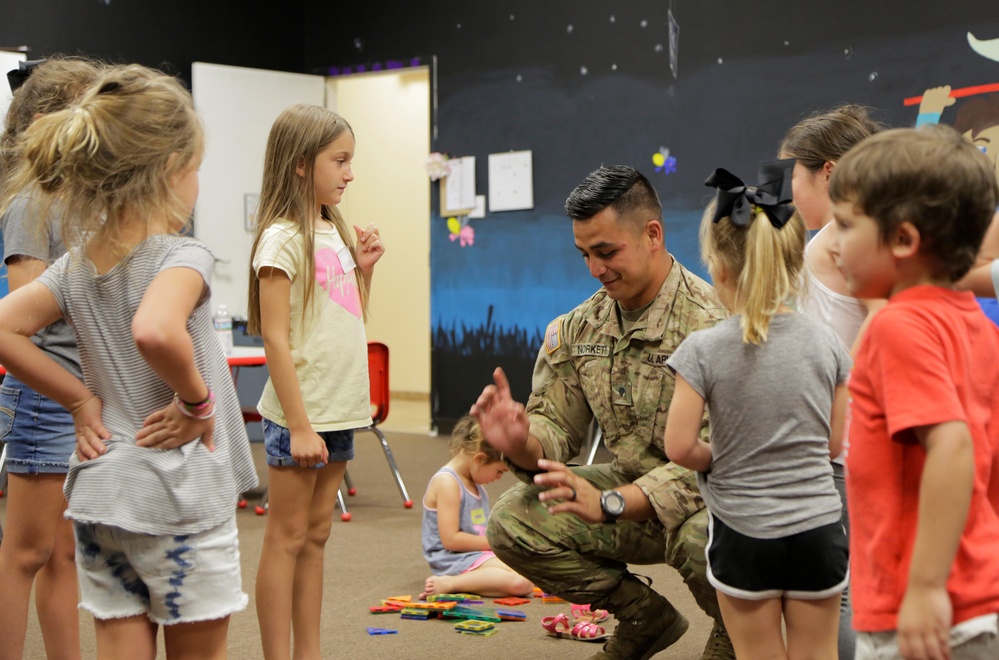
[586,575,688,660]
[700,621,735,660]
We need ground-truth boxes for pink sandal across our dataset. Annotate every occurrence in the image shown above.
[541,613,609,642]
[571,603,610,623]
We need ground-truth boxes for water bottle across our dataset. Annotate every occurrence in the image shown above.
[213,303,233,356]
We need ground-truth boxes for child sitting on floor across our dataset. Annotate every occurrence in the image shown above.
[420,416,533,599]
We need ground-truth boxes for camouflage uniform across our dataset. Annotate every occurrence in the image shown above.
[487,258,727,622]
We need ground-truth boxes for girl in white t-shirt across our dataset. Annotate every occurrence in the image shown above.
[778,105,885,660]
[247,104,384,659]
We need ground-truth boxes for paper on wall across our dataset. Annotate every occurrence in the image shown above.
[445,156,476,212]
[488,150,533,212]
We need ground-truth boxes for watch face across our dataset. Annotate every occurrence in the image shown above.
[603,490,625,516]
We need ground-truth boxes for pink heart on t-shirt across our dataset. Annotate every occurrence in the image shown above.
[315,247,361,319]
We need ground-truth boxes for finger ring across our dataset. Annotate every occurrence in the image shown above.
[568,486,577,501]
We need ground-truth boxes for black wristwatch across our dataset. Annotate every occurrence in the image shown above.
[600,489,626,523]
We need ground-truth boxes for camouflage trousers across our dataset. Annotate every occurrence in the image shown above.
[486,462,721,622]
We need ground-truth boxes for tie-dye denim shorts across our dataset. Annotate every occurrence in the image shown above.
[73,515,247,624]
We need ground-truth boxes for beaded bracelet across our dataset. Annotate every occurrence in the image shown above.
[174,391,216,420]
[178,389,214,411]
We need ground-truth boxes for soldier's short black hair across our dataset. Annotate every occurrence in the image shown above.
[564,165,662,224]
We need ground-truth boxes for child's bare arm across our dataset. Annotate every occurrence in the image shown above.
[432,476,491,553]
[663,375,712,472]
[956,212,999,297]
[257,267,328,467]
[829,384,849,459]
[353,224,384,289]
[133,267,215,450]
[897,420,974,659]
[133,267,210,402]
[0,281,90,407]
[0,281,110,458]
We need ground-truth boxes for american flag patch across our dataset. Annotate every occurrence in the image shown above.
[544,319,562,354]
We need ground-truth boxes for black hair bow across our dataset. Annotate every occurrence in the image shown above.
[6,59,45,93]
[704,158,796,229]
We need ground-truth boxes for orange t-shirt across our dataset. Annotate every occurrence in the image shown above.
[847,285,999,632]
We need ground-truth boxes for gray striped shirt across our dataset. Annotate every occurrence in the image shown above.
[38,235,257,535]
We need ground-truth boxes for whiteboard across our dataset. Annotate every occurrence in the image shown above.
[488,150,534,212]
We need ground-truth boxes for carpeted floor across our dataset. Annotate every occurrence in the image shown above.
[10,430,714,659]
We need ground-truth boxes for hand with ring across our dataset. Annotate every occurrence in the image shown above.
[534,458,604,523]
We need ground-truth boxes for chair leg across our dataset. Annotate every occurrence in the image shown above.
[255,486,269,515]
[252,484,350,521]
[344,469,356,496]
[337,486,351,522]
[585,425,603,466]
[368,426,413,508]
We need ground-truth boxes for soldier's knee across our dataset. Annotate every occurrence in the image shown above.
[486,510,512,550]
[486,483,532,554]
[667,508,709,579]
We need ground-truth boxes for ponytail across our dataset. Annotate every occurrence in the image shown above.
[701,204,806,345]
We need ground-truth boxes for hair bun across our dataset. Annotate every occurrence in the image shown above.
[61,105,100,158]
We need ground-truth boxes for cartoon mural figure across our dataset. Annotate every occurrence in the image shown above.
[968,31,999,63]
[912,50,999,302]
[916,85,999,183]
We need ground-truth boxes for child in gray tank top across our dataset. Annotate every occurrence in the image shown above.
[664,161,851,658]
[419,416,533,599]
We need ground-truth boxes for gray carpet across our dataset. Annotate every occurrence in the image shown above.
[12,431,714,658]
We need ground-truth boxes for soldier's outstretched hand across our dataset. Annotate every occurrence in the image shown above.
[470,367,530,456]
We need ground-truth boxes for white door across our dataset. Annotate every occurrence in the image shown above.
[328,69,431,395]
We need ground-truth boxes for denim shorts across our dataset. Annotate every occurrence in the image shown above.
[0,374,76,474]
[75,516,247,624]
[261,418,354,468]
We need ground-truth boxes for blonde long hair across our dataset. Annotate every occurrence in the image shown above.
[246,104,368,334]
[0,64,203,254]
[700,201,806,345]
[0,56,104,178]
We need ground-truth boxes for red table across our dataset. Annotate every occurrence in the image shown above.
[0,346,267,378]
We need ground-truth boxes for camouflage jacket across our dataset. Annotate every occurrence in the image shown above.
[521,258,727,515]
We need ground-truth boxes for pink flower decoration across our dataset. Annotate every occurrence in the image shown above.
[449,224,475,247]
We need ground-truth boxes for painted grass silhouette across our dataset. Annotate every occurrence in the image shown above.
[433,305,543,359]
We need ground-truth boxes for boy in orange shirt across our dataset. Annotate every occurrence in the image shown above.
[830,124,999,659]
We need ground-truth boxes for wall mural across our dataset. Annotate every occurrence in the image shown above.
[395,9,999,426]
